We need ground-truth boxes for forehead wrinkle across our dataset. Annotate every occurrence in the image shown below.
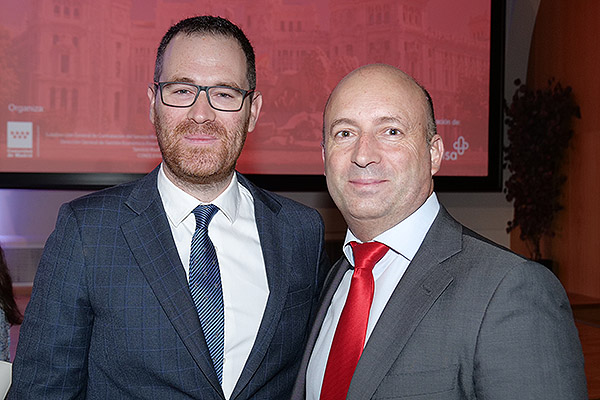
[329,115,408,130]
[374,115,407,126]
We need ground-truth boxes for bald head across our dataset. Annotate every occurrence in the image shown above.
[321,63,444,241]
[323,64,437,145]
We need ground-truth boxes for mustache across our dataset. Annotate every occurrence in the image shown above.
[173,119,227,137]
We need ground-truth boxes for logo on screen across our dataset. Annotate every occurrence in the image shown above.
[444,136,470,161]
[7,121,33,149]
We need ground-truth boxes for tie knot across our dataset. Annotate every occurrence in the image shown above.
[350,241,389,271]
[193,204,219,231]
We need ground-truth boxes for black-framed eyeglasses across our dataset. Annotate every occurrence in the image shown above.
[153,81,254,112]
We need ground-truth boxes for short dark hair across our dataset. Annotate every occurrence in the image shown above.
[418,82,438,144]
[153,15,256,90]
[0,246,23,326]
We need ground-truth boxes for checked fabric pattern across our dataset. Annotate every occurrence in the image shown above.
[190,204,225,383]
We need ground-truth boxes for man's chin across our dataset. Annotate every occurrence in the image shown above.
[172,162,234,186]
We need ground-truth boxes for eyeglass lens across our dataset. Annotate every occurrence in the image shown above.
[160,83,245,110]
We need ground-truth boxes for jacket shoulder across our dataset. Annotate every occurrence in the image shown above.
[67,172,154,212]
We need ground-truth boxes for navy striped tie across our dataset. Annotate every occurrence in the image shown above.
[190,204,224,383]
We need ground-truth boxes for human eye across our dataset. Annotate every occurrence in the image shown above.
[385,128,402,136]
[334,130,352,138]
[210,86,242,100]
[164,83,196,97]
[330,129,358,144]
[175,87,194,95]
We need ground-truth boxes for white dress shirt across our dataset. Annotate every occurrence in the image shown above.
[305,193,440,399]
[157,165,269,399]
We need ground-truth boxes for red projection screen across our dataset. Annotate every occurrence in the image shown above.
[0,0,504,191]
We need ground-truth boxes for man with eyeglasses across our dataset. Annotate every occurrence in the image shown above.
[9,16,328,400]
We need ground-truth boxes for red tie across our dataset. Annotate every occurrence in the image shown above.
[320,241,389,400]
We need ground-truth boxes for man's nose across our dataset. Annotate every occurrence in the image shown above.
[187,90,217,124]
[352,133,381,167]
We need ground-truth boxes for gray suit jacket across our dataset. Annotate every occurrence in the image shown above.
[293,206,587,399]
[10,168,329,399]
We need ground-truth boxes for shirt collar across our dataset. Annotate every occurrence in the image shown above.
[343,193,440,264]
[157,164,241,227]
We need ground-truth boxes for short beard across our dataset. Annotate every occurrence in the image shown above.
[154,113,249,187]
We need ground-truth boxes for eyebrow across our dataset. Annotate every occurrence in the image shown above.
[329,117,357,130]
[164,76,243,89]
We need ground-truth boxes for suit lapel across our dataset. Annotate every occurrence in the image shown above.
[121,168,224,397]
[230,174,292,398]
[347,207,462,399]
[292,256,350,399]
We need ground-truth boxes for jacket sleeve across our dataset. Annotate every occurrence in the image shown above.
[8,203,92,399]
[474,260,588,399]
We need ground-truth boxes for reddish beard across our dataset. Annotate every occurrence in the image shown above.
[154,114,248,185]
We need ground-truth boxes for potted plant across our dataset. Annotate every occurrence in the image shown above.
[503,78,580,263]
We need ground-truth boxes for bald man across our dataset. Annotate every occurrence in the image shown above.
[292,64,587,400]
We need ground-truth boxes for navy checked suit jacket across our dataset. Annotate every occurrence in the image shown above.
[9,168,329,399]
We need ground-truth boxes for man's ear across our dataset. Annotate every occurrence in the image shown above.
[429,134,444,176]
[321,143,326,176]
[247,91,263,132]
[147,85,156,124]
